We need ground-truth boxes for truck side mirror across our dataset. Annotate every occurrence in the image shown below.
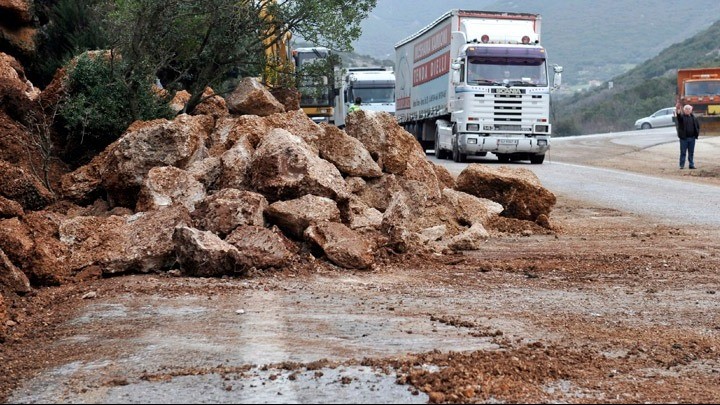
[451,60,462,85]
[552,65,563,89]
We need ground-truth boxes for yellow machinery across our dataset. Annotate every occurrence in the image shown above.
[260,1,294,89]
[292,47,338,123]
[258,2,338,123]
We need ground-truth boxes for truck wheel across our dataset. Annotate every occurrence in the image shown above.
[434,135,445,159]
[530,154,545,164]
[452,143,459,162]
[496,154,510,163]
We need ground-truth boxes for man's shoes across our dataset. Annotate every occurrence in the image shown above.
[679,166,684,169]
[689,166,696,169]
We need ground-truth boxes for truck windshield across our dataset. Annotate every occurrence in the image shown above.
[349,87,395,104]
[467,57,548,86]
[685,81,720,96]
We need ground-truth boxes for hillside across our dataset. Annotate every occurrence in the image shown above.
[553,20,720,136]
[354,0,720,86]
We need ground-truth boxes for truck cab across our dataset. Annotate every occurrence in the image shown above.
[394,9,562,164]
[334,67,395,127]
[293,47,339,123]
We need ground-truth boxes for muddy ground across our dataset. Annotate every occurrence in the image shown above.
[2,132,720,403]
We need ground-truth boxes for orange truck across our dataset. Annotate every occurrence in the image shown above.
[677,67,720,135]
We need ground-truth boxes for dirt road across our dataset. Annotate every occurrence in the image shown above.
[3,130,720,404]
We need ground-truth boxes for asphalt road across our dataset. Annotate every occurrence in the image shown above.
[433,127,720,228]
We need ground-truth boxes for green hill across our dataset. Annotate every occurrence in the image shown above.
[553,20,720,136]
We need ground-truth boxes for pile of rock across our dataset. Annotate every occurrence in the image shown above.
[0,54,557,338]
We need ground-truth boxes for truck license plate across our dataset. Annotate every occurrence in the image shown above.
[498,139,519,145]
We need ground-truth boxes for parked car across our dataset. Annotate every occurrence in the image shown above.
[634,107,676,130]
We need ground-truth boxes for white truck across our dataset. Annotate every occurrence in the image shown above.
[333,67,395,128]
[394,9,562,164]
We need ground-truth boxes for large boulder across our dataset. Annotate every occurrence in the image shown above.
[173,226,249,277]
[265,194,341,238]
[0,247,31,294]
[192,189,268,238]
[0,52,38,99]
[192,87,229,120]
[186,156,222,190]
[209,110,323,156]
[135,166,207,213]
[0,195,23,218]
[59,152,106,203]
[59,207,192,275]
[352,174,400,213]
[455,164,556,224]
[0,217,33,269]
[100,114,213,207]
[269,87,301,112]
[344,110,425,175]
[225,77,285,116]
[442,188,503,227]
[214,137,254,190]
[339,196,383,231]
[225,226,298,269]
[0,211,71,286]
[304,222,374,270]
[317,123,382,178]
[249,129,349,202]
[0,0,32,23]
[0,160,54,210]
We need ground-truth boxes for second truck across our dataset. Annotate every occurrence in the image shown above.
[394,9,562,163]
[677,67,720,136]
[333,67,396,128]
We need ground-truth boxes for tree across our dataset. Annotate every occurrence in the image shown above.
[31,0,110,86]
[105,0,377,114]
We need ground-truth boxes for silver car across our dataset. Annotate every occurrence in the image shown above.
[634,107,676,130]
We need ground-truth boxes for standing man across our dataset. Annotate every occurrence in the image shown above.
[675,102,700,169]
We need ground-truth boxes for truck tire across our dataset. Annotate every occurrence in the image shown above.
[452,143,467,163]
[434,134,446,159]
[530,154,545,164]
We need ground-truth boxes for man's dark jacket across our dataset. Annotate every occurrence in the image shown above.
[675,112,700,139]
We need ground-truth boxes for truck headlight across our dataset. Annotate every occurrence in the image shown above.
[467,138,478,144]
[467,123,479,131]
[534,125,549,133]
[537,139,548,146]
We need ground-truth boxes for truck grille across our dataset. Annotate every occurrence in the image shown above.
[494,94,523,122]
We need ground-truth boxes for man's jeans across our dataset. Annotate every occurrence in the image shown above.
[679,137,696,168]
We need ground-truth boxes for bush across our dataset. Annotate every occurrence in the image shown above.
[59,53,173,163]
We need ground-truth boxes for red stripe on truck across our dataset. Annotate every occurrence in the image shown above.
[413,52,451,86]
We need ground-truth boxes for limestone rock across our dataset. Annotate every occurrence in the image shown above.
[304,222,374,270]
[455,164,556,224]
[173,226,249,277]
[249,129,349,202]
[225,226,297,269]
[265,194,341,238]
[136,166,207,212]
[225,77,285,116]
[192,189,268,237]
